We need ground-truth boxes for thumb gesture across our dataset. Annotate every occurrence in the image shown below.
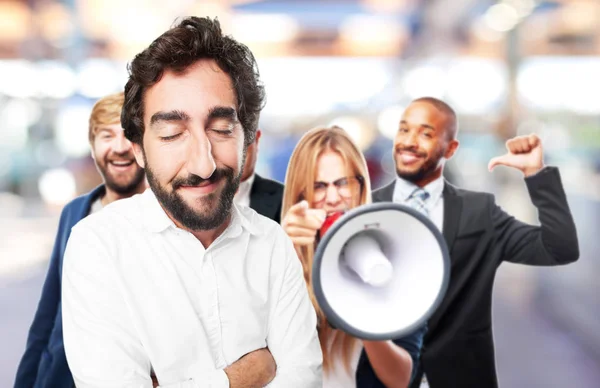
[488,134,544,177]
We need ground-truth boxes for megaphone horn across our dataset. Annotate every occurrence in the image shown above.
[313,202,450,340]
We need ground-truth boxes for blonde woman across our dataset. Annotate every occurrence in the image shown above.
[281,126,426,388]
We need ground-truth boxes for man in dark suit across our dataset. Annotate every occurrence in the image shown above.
[372,97,579,388]
[15,92,147,388]
[234,129,284,223]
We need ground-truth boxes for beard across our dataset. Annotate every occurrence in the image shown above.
[96,153,145,195]
[144,151,246,232]
[394,146,445,183]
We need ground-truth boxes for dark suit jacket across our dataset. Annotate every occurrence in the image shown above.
[249,174,284,224]
[15,185,106,388]
[372,167,579,388]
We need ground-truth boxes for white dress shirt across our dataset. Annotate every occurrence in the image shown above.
[62,188,322,388]
[392,176,444,388]
[89,196,103,214]
[392,175,445,232]
[233,173,255,208]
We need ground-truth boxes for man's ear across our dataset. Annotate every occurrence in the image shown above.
[445,139,459,160]
[132,142,145,168]
[255,129,262,147]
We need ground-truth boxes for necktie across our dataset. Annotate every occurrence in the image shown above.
[407,188,430,217]
[408,187,431,388]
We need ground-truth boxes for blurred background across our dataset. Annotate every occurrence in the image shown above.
[0,0,599,386]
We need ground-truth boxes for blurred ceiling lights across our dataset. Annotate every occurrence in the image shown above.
[1,0,599,60]
[504,0,537,19]
[517,57,600,114]
[54,104,95,158]
[76,59,123,99]
[400,57,507,115]
[446,58,507,115]
[402,63,447,100]
[338,15,409,56]
[0,98,41,150]
[0,60,38,98]
[0,1,30,42]
[478,0,536,34]
[259,57,392,117]
[38,168,77,206]
[328,116,376,151]
[360,0,411,13]
[0,58,125,99]
[38,61,77,99]
[377,105,405,140]
[37,2,74,45]
[484,3,521,32]
[231,13,300,42]
[76,0,414,58]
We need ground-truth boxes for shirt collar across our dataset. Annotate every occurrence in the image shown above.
[229,202,261,237]
[393,174,445,204]
[141,188,260,237]
[234,173,255,204]
[141,188,174,233]
[244,173,256,190]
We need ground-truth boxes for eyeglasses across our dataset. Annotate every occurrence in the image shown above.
[312,176,364,202]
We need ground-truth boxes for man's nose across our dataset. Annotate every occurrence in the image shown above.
[399,132,418,148]
[112,131,131,154]
[186,132,216,179]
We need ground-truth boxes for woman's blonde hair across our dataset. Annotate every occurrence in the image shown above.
[281,125,372,374]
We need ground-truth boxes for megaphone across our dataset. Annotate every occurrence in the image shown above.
[312,202,450,340]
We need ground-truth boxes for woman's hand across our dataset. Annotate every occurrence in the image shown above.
[282,200,326,246]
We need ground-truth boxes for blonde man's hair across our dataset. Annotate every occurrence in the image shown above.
[281,125,372,375]
[88,92,125,144]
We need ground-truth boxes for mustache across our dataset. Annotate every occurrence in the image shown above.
[172,168,232,190]
[395,146,426,158]
[105,150,135,161]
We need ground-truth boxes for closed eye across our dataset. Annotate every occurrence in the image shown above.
[211,129,233,135]
[160,133,182,141]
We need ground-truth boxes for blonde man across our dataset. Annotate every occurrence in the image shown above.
[15,92,146,388]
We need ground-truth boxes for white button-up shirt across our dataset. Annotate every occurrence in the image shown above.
[233,173,255,208]
[62,189,322,388]
[392,176,445,231]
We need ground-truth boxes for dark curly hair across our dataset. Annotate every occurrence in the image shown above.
[121,16,266,147]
